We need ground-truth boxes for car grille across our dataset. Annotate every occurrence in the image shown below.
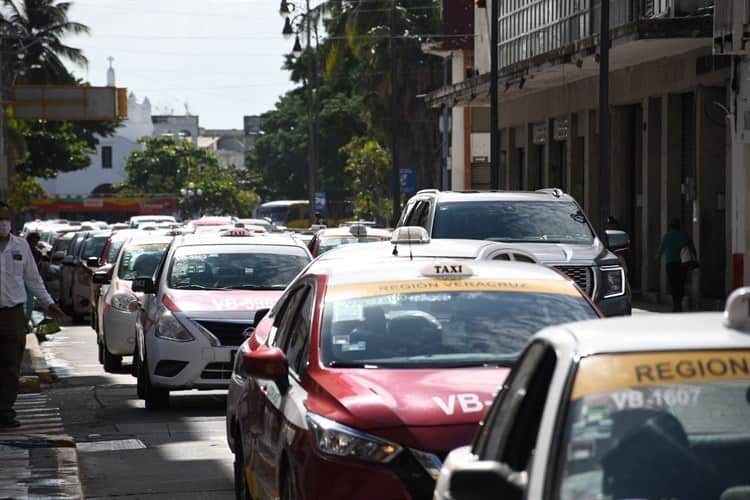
[554,266,594,297]
[196,320,253,347]
[201,362,233,380]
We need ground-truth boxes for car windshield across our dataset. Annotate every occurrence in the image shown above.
[558,351,750,500]
[318,236,384,255]
[82,236,108,260]
[321,280,597,369]
[256,206,289,226]
[117,243,169,280]
[431,201,595,244]
[167,246,309,290]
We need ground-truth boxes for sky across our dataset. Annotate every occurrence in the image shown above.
[66,0,300,130]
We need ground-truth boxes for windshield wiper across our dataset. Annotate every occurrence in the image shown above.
[328,361,379,368]
[171,284,215,290]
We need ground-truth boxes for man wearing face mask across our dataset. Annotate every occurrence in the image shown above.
[0,201,66,428]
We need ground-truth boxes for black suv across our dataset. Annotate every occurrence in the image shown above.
[396,189,631,316]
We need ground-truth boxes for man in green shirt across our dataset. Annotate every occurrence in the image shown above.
[657,218,693,312]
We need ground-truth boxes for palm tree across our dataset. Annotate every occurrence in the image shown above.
[1,0,90,85]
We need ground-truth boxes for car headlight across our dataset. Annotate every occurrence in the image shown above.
[155,309,194,342]
[307,413,402,463]
[111,292,137,312]
[600,265,626,298]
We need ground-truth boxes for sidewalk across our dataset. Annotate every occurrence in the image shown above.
[0,333,83,499]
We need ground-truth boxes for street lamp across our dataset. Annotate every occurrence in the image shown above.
[281,0,320,225]
[180,182,203,219]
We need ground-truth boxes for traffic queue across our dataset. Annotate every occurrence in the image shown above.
[22,188,749,500]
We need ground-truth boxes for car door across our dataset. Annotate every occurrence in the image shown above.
[471,341,559,500]
[247,282,314,499]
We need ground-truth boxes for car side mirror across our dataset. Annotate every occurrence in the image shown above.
[86,256,100,267]
[242,347,289,392]
[449,461,524,500]
[62,255,75,266]
[605,229,630,252]
[253,308,270,328]
[51,251,65,263]
[92,270,111,285]
[131,277,156,294]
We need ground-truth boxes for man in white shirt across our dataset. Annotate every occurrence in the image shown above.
[0,201,65,428]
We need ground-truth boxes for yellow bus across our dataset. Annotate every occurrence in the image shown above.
[255,200,311,229]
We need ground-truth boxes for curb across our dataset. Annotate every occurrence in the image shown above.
[24,332,54,383]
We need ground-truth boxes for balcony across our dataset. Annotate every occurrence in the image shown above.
[426,0,715,107]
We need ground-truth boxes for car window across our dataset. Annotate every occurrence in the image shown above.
[317,236,383,255]
[66,235,81,255]
[398,201,415,226]
[273,286,310,350]
[431,201,595,244]
[284,287,314,376]
[474,341,550,460]
[106,239,126,264]
[82,236,108,260]
[320,281,596,369]
[413,201,431,229]
[117,243,170,280]
[557,350,750,500]
[167,245,309,291]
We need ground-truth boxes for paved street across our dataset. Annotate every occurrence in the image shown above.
[40,325,234,499]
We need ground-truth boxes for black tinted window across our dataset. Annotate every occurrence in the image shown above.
[432,201,594,244]
[82,236,108,259]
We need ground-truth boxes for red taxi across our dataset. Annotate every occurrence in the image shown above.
[226,257,600,500]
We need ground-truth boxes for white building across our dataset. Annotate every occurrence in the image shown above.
[38,62,154,197]
[152,115,199,144]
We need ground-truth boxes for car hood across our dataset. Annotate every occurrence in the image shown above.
[508,239,609,264]
[164,289,281,314]
[307,367,510,430]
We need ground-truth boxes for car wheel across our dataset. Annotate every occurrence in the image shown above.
[102,340,122,373]
[280,462,297,500]
[138,351,169,410]
[233,439,253,500]
[72,310,85,325]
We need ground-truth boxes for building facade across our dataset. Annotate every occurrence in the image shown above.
[427,0,732,306]
[151,115,199,144]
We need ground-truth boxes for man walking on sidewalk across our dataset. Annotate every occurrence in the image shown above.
[0,202,65,429]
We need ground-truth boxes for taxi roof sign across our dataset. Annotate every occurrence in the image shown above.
[421,261,474,279]
[391,226,430,245]
[724,286,750,332]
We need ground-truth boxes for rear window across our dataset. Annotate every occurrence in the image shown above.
[167,245,309,290]
[432,200,594,244]
[321,279,597,369]
[117,243,169,280]
[318,236,384,255]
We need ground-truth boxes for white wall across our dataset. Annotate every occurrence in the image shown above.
[475,5,490,74]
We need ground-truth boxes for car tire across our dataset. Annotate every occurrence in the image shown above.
[102,340,122,373]
[233,439,253,500]
[138,351,169,410]
[280,462,297,500]
[72,310,85,325]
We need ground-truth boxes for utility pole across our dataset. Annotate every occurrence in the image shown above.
[305,0,317,224]
[598,0,610,237]
[390,0,400,225]
[489,0,499,189]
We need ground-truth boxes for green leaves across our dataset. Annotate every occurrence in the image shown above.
[8,173,45,213]
[119,137,259,217]
[341,136,392,224]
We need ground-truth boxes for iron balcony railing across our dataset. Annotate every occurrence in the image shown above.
[497,0,714,70]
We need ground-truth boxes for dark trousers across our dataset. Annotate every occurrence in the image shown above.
[666,262,685,312]
[0,305,28,419]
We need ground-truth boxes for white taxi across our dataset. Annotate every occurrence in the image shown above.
[436,287,750,500]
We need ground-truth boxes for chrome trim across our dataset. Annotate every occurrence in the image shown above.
[599,265,626,299]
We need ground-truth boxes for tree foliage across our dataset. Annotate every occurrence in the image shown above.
[341,136,392,223]
[120,137,259,217]
[8,173,45,213]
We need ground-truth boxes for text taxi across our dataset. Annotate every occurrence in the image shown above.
[436,286,750,500]
[226,256,600,500]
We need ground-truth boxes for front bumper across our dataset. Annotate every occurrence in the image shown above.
[146,334,237,390]
[596,294,632,316]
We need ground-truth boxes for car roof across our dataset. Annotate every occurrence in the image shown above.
[309,257,571,287]
[175,232,307,249]
[538,313,750,355]
[317,239,538,262]
[124,234,174,247]
[317,227,392,238]
[412,190,575,203]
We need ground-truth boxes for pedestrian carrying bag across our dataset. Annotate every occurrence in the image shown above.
[680,245,699,271]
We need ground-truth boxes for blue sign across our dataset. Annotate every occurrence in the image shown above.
[400,168,417,193]
[314,192,326,211]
